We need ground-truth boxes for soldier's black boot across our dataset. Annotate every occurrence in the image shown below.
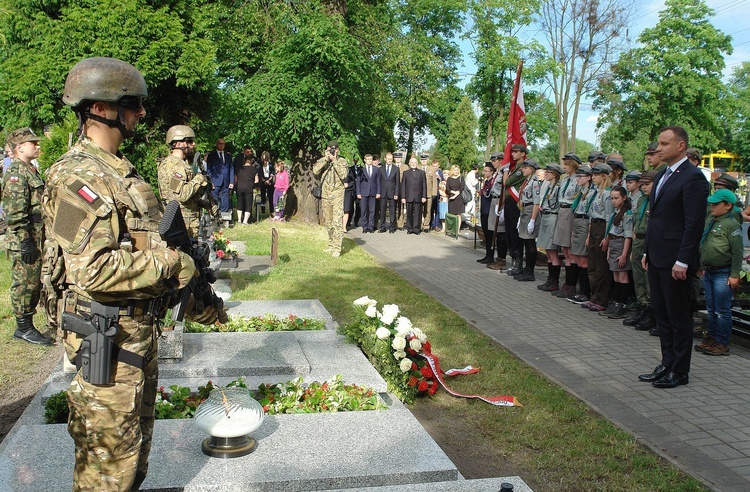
[623,304,646,326]
[14,315,53,346]
[635,308,656,332]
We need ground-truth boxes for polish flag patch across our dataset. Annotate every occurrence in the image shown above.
[77,185,99,204]
[173,172,183,179]
[8,175,19,183]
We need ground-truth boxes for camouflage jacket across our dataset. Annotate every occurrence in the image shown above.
[313,155,348,198]
[2,157,44,250]
[157,154,205,218]
[42,137,181,301]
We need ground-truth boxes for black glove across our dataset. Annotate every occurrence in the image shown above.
[20,237,38,265]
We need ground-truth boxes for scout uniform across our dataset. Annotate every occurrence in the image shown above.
[504,144,528,274]
[586,163,613,311]
[696,189,744,355]
[625,170,656,330]
[514,159,542,281]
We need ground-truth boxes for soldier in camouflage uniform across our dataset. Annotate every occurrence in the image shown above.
[2,128,53,345]
[43,57,218,492]
[157,125,208,237]
[313,140,349,257]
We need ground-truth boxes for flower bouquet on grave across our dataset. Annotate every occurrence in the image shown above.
[343,296,521,406]
[210,230,238,260]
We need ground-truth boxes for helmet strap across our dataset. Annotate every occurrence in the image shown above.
[83,106,134,139]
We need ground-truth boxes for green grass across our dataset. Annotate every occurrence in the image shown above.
[227,220,706,491]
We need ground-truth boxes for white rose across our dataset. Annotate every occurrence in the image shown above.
[395,316,412,336]
[393,350,406,360]
[380,304,400,324]
[354,296,373,306]
[399,358,413,373]
[375,327,391,339]
[365,305,378,318]
[391,336,407,351]
[412,327,427,343]
[409,338,422,352]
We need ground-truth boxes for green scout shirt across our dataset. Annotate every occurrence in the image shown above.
[700,211,744,277]
[633,194,650,236]
[504,164,526,200]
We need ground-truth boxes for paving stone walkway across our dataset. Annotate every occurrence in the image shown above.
[349,227,750,492]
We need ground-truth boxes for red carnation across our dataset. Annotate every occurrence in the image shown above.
[407,376,418,387]
[420,366,433,378]
[411,361,418,371]
[417,380,428,392]
[427,384,437,395]
[216,250,225,259]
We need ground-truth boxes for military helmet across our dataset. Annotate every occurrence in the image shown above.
[166,125,195,144]
[63,57,147,109]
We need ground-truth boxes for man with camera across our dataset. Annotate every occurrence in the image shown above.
[313,140,349,257]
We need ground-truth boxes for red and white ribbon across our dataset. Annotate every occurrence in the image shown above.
[419,345,522,407]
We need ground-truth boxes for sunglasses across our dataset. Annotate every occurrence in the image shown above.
[118,97,144,110]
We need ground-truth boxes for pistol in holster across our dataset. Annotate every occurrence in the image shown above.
[62,301,144,386]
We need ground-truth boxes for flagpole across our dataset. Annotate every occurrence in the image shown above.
[501,61,524,168]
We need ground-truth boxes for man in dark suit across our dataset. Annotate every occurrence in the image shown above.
[356,154,381,233]
[379,152,400,233]
[205,138,234,212]
[638,126,709,388]
[400,155,427,234]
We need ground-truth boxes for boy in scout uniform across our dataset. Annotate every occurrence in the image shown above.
[624,170,657,332]
[695,189,744,356]
[2,128,52,345]
[157,125,209,237]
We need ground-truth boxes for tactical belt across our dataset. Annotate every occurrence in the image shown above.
[73,345,146,372]
[75,297,158,318]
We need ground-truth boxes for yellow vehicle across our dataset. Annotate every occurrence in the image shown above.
[701,150,742,171]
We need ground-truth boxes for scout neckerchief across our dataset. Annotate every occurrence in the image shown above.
[570,184,589,211]
[541,181,558,208]
[584,188,598,214]
[638,195,649,219]
[700,218,716,247]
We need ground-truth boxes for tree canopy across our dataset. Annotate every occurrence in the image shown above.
[594,0,732,154]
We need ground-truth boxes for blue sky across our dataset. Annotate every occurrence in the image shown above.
[452,0,750,147]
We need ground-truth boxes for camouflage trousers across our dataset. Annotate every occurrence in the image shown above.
[321,193,345,253]
[8,249,41,317]
[66,318,158,492]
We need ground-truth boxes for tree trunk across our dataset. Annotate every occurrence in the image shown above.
[406,121,415,160]
[485,116,493,160]
[288,146,322,223]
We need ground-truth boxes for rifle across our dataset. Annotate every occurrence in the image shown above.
[159,200,228,324]
[196,168,221,222]
[62,301,120,385]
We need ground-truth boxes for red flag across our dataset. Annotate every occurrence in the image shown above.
[501,61,527,169]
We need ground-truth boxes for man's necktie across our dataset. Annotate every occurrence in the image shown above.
[655,167,673,198]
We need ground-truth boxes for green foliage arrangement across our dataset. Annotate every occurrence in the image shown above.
[44,375,384,423]
[341,297,437,404]
[184,314,327,333]
[43,390,70,424]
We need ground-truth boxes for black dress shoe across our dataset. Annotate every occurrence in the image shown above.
[378,228,387,233]
[477,257,494,264]
[652,372,689,388]
[389,229,396,233]
[638,364,668,382]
